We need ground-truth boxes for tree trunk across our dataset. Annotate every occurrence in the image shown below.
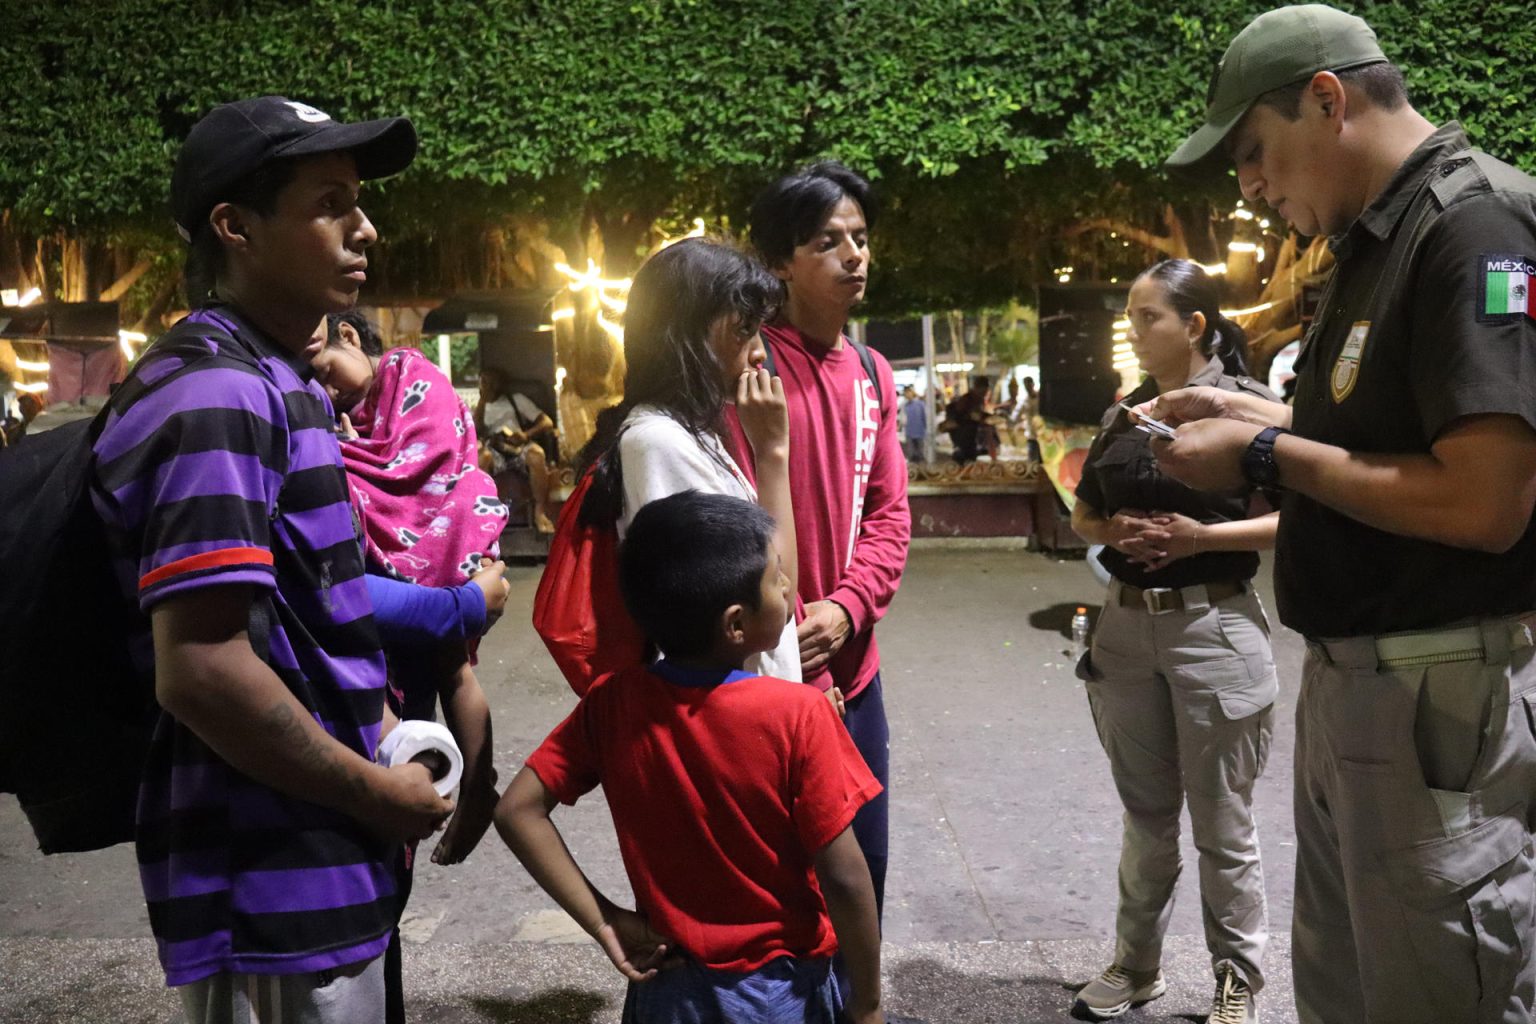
[976,308,992,378]
[100,257,151,302]
[133,276,181,334]
[58,235,90,302]
[1162,204,1191,260]
[1063,217,1178,257]
[1230,235,1334,380]
[33,239,50,301]
[0,210,35,293]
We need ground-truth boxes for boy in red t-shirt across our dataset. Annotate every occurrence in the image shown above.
[496,490,885,1024]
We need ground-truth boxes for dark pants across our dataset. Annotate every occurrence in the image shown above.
[951,426,980,464]
[384,841,415,1024]
[383,645,437,1024]
[833,671,890,1008]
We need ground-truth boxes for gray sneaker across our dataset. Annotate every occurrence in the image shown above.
[1073,963,1167,1019]
[1210,963,1259,1024]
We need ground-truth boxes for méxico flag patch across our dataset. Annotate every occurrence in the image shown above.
[1479,253,1536,323]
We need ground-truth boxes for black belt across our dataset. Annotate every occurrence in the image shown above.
[1113,579,1246,615]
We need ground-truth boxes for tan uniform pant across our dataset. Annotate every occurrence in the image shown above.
[1082,581,1277,992]
[1293,616,1536,1024]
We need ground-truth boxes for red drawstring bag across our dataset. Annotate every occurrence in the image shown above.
[532,466,647,696]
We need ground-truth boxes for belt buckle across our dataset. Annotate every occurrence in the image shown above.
[1143,588,1178,616]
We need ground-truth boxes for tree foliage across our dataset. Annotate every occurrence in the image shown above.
[3,0,1533,316]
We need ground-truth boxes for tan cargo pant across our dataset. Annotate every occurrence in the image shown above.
[1081,581,1278,992]
[1294,616,1536,1024]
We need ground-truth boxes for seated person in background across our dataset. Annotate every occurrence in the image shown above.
[476,366,556,533]
[944,375,992,464]
[495,490,886,1024]
[1,391,42,448]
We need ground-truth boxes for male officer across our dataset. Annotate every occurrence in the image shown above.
[1144,5,1536,1023]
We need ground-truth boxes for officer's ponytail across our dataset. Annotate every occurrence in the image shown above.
[1207,314,1250,376]
[1136,259,1250,376]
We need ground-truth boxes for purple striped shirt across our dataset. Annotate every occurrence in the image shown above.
[90,306,394,985]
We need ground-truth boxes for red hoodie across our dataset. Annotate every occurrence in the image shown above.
[725,322,911,698]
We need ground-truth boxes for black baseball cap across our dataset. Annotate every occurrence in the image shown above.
[171,96,417,241]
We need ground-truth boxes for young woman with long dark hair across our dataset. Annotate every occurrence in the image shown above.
[577,237,801,679]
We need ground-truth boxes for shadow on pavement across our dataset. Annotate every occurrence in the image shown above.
[437,990,610,1023]
[885,957,1074,1022]
[886,956,1219,1024]
[1029,601,1102,639]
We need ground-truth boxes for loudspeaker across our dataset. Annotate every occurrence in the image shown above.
[50,301,120,341]
[862,319,924,362]
[1040,376,1119,425]
[1037,284,1126,424]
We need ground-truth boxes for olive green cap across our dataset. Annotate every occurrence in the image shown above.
[1166,4,1387,173]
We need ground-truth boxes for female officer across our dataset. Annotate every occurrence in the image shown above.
[1069,259,1282,1024]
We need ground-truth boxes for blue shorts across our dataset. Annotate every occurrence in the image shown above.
[621,955,840,1024]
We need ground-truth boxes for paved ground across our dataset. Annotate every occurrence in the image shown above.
[0,545,1307,1023]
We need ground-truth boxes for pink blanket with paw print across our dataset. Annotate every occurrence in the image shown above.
[339,347,508,586]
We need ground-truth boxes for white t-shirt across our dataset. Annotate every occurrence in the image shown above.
[483,392,544,435]
[1017,393,1039,439]
[616,406,802,682]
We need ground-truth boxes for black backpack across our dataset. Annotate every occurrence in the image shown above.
[0,321,237,853]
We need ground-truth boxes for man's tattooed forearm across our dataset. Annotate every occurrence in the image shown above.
[255,700,371,805]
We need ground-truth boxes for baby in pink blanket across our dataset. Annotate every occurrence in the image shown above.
[311,310,506,864]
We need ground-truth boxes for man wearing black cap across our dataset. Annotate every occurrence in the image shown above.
[88,97,448,1022]
[1140,6,1536,1023]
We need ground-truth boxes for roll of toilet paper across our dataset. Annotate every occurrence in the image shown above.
[378,720,463,798]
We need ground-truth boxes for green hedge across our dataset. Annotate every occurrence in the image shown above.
[4,0,1531,312]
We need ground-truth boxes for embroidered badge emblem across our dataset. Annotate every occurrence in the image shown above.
[1478,253,1536,323]
[1330,321,1370,404]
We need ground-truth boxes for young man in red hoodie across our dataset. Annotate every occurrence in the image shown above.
[742,162,911,959]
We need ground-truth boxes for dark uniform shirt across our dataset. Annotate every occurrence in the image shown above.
[1077,355,1279,590]
[1279,122,1536,638]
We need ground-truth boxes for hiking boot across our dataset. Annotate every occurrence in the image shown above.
[1073,963,1166,1019]
[1210,963,1258,1024]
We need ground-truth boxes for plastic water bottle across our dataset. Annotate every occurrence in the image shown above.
[1071,606,1091,660]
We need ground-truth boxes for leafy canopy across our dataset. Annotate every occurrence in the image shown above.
[4,0,1531,313]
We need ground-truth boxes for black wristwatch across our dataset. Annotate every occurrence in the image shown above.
[1241,426,1289,489]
